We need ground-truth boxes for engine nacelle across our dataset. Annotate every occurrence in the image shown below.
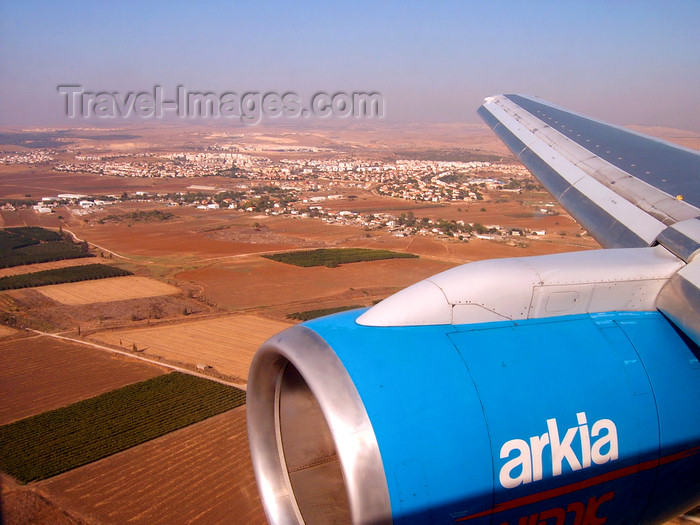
[247,252,700,524]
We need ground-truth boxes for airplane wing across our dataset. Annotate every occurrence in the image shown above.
[478,94,700,347]
[247,95,700,525]
[478,94,700,251]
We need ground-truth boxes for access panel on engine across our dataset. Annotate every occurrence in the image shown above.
[447,313,659,525]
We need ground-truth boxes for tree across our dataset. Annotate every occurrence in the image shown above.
[406,211,415,227]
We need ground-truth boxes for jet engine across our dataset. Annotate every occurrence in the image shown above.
[247,248,700,524]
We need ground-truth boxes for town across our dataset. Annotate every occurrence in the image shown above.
[1,147,557,242]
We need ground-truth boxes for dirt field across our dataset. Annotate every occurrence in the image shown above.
[34,407,265,524]
[0,335,165,425]
[0,478,84,525]
[35,276,181,305]
[0,210,24,227]
[176,255,455,311]
[0,325,17,338]
[91,315,292,381]
[0,207,66,228]
[173,229,594,314]
[65,192,597,260]
[67,208,379,260]
[0,164,251,201]
[71,214,290,259]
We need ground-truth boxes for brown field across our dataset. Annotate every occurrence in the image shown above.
[177,256,455,311]
[174,228,596,314]
[54,195,597,322]
[72,212,295,259]
[28,407,264,525]
[91,315,292,381]
[35,276,181,305]
[0,481,83,525]
[0,335,164,424]
[0,206,68,229]
[0,325,17,338]
[0,164,251,200]
[57,192,598,275]
[0,210,24,227]
[68,208,378,260]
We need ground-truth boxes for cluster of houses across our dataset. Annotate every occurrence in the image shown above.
[54,152,238,178]
[0,150,55,165]
[2,144,555,243]
[6,183,554,243]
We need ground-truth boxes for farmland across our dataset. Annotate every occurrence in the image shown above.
[35,407,265,524]
[0,227,93,268]
[67,209,303,259]
[35,275,181,305]
[0,263,132,290]
[0,255,113,278]
[0,335,164,425]
[0,325,16,338]
[0,122,696,524]
[98,209,174,223]
[0,226,61,247]
[92,315,292,381]
[263,247,419,267]
[0,372,245,483]
[176,255,454,311]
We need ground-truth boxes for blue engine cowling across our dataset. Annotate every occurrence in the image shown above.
[247,309,700,524]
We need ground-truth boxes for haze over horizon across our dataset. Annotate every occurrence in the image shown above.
[1,0,698,132]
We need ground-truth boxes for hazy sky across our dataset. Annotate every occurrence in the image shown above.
[1,0,698,130]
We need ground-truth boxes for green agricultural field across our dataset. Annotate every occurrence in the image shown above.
[98,210,174,224]
[0,263,132,290]
[287,304,363,321]
[0,227,93,268]
[0,226,62,247]
[0,372,246,483]
[263,248,418,267]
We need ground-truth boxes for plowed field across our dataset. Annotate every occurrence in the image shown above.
[38,407,265,524]
[0,325,17,338]
[0,335,164,424]
[92,315,291,381]
[36,276,181,305]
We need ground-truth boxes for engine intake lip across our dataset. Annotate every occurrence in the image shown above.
[247,324,392,525]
